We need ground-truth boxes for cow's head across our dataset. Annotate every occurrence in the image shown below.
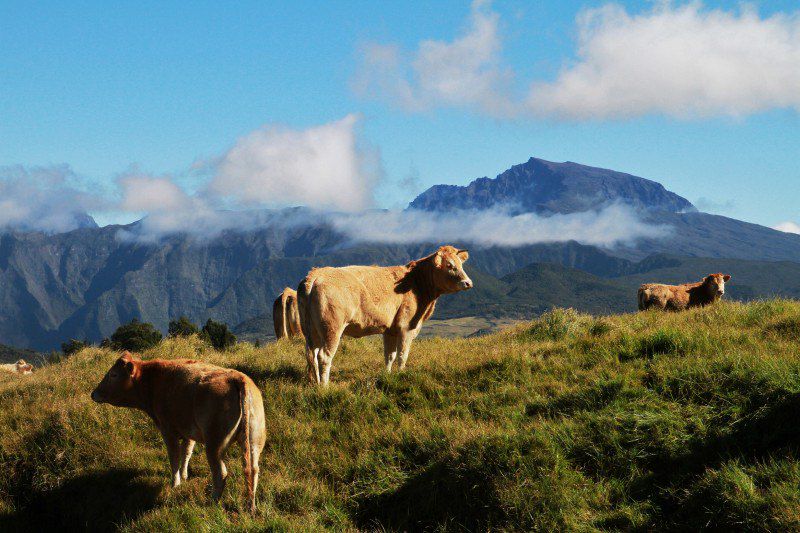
[703,273,731,298]
[430,245,473,293]
[91,351,140,407]
[15,359,32,375]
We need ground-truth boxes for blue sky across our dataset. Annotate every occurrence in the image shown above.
[1,0,798,231]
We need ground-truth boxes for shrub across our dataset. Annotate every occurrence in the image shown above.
[61,338,89,356]
[527,308,584,341]
[168,316,199,338]
[109,319,163,352]
[201,319,236,351]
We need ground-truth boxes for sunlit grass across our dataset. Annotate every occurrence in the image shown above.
[1,300,799,530]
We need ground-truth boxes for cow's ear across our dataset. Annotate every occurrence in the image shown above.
[124,360,135,376]
[457,249,469,262]
[723,274,731,282]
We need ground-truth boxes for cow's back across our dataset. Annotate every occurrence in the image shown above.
[299,265,406,337]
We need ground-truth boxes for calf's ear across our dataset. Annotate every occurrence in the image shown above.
[124,360,135,376]
[457,249,469,261]
[723,274,731,282]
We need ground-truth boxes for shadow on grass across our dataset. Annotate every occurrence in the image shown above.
[232,362,305,384]
[0,468,162,532]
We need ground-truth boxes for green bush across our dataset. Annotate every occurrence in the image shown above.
[109,319,163,352]
[201,319,236,351]
[167,316,199,338]
[61,338,89,356]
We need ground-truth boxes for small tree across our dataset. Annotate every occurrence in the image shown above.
[61,338,89,356]
[110,318,163,352]
[168,316,199,338]
[201,319,236,351]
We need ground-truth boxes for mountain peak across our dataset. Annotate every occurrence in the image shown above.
[408,157,695,214]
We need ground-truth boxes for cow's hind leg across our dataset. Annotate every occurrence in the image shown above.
[318,327,343,386]
[180,439,195,480]
[305,341,321,384]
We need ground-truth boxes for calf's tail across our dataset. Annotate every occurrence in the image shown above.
[238,377,255,512]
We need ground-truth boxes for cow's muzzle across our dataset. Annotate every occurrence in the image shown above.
[459,279,473,290]
[90,390,102,403]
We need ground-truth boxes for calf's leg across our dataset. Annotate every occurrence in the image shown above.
[180,439,195,480]
[162,432,183,488]
[205,445,228,502]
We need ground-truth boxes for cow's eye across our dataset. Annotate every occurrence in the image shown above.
[109,372,118,378]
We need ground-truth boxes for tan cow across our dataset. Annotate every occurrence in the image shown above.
[0,359,33,375]
[91,352,267,513]
[638,273,731,311]
[297,245,473,385]
[273,287,303,340]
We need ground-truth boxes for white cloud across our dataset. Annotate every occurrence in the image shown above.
[774,221,800,234]
[353,0,516,117]
[327,203,669,248]
[208,114,380,212]
[355,2,800,120]
[0,165,100,233]
[529,3,800,119]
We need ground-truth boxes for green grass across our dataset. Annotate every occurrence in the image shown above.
[1,300,800,531]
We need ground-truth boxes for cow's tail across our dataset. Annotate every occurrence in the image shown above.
[297,274,320,383]
[273,295,285,339]
[637,287,649,311]
[296,275,315,340]
[238,376,255,512]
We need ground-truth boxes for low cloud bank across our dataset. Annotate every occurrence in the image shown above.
[114,203,669,250]
[1,115,380,235]
[327,204,669,248]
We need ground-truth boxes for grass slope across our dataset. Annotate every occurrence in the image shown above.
[2,300,800,531]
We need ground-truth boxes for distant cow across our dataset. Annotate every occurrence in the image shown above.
[297,245,473,385]
[638,273,731,311]
[273,287,303,340]
[91,352,266,513]
[0,359,33,375]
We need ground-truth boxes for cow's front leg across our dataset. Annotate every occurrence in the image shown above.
[397,329,419,370]
[383,333,399,373]
[162,432,182,488]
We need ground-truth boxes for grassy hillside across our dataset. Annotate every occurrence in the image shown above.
[2,300,800,531]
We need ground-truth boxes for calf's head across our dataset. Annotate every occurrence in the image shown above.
[91,352,140,407]
[703,273,731,297]
[430,245,473,293]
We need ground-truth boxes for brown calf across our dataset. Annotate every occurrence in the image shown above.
[297,245,473,385]
[273,287,303,339]
[91,352,266,512]
[638,273,731,311]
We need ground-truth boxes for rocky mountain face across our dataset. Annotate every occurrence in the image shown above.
[2,156,800,350]
[408,157,696,214]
